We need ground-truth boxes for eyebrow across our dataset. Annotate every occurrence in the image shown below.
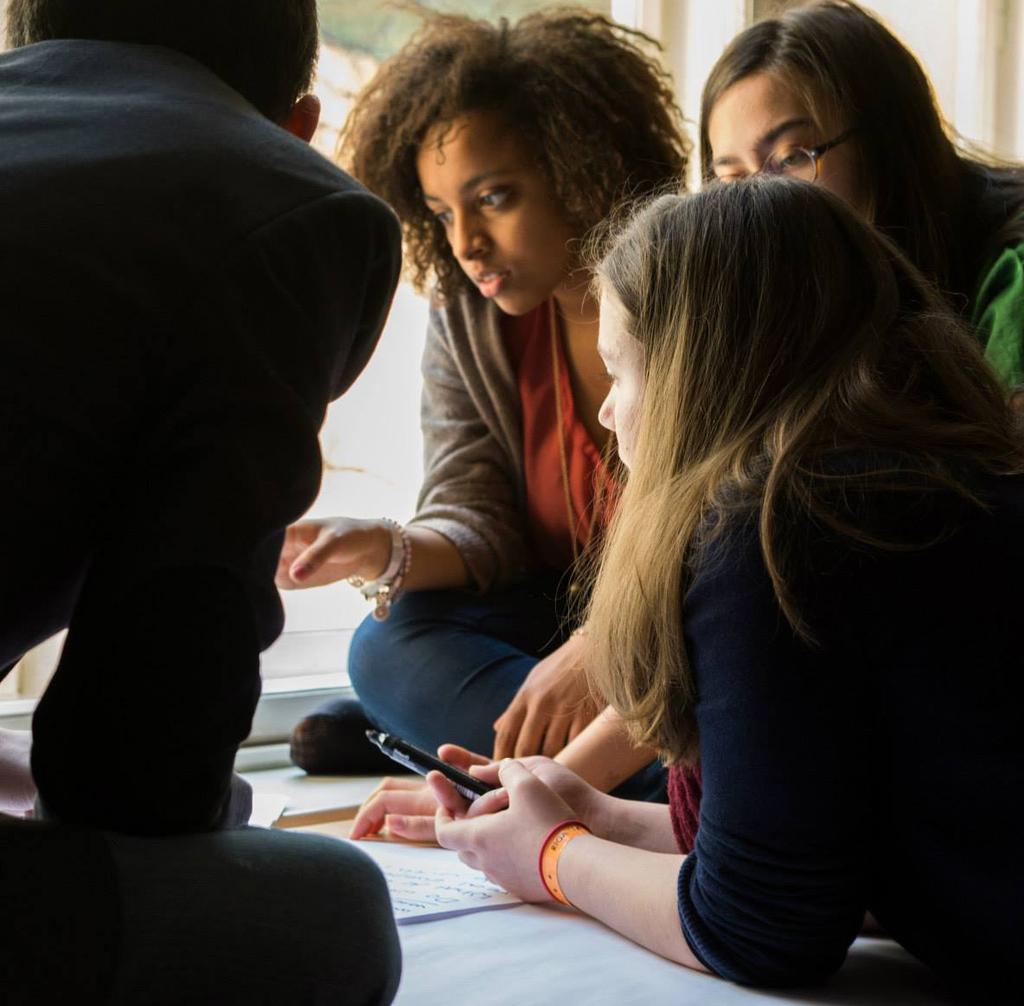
[422,170,514,204]
[711,116,813,168]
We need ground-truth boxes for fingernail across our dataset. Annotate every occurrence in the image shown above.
[292,564,310,580]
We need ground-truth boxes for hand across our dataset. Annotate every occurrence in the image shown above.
[434,759,580,903]
[274,517,392,589]
[351,746,612,843]
[493,635,599,759]
[349,745,489,842]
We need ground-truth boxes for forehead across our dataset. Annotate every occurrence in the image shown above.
[707,72,811,155]
[415,110,534,194]
[597,291,633,359]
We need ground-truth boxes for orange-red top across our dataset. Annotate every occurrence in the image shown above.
[503,301,611,572]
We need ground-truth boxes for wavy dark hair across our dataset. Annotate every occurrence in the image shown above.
[5,0,318,122]
[340,6,690,301]
[700,0,1024,313]
[587,179,1024,763]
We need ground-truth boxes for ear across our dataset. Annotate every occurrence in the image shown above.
[282,93,321,144]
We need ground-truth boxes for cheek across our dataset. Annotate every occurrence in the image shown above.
[817,154,867,216]
[619,384,642,436]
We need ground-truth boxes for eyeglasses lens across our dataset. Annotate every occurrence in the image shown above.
[763,149,816,182]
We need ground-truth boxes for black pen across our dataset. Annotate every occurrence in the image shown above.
[365,729,496,802]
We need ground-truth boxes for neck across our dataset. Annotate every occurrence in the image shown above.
[553,269,599,330]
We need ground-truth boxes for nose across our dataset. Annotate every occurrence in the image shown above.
[451,211,489,263]
[598,391,615,433]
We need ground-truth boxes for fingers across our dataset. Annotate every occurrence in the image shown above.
[436,744,491,769]
[275,524,318,589]
[496,758,539,792]
[468,761,503,785]
[425,770,472,817]
[465,786,510,819]
[383,812,442,843]
[350,784,438,840]
[492,700,526,760]
[433,802,484,865]
[540,717,571,759]
[288,527,348,585]
[513,709,548,759]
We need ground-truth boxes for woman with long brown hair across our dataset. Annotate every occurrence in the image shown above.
[275,9,689,803]
[430,179,1024,993]
[702,0,1024,390]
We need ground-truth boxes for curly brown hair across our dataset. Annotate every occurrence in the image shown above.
[339,6,690,301]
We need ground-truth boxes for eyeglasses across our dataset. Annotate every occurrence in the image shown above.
[758,128,857,182]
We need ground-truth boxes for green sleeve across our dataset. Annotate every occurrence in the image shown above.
[970,241,1024,388]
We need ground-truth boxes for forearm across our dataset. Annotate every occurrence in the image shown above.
[556,706,657,791]
[558,835,707,971]
[591,795,678,852]
[404,527,471,591]
[32,567,259,833]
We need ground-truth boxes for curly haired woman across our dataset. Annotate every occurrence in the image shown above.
[276,8,690,807]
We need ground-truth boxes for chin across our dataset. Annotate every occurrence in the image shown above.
[493,290,547,317]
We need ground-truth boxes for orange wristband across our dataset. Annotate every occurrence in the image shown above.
[538,819,591,907]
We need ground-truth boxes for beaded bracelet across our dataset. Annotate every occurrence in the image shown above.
[347,519,412,621]
[537,819,591,907]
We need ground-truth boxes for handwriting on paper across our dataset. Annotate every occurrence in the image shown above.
[349,840,523,924]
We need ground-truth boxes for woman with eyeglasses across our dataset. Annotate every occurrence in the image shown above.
[703,0,1024,391]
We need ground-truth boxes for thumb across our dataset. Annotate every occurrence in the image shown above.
[496,758,535,792]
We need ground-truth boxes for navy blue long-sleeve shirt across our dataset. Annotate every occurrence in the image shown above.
[674,471,1024,990]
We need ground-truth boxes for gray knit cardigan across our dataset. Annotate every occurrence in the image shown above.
[407,293,532,591]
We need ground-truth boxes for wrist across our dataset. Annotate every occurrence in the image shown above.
[359,521,394,580]
[347,520,412,622]
[538,820,591,906]
[581,789,620,842]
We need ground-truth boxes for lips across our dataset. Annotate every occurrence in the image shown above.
[473,268,510,298]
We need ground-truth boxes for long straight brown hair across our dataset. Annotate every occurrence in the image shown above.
[586,179,1023,764]
[699,0,1024,313]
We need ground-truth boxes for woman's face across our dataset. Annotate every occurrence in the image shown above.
[416,110,579,315]
[597,292,645,470]
[707,72,865,212]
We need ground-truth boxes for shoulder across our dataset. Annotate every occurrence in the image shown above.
[688,462,1024,640]
[971,238,1024,320]
[426,291,505,353]
[0,39,368,240]
[970,238,1024,385]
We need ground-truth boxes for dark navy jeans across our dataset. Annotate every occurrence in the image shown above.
[348,576,666,802]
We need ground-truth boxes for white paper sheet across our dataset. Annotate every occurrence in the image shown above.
[248,791,288,828]
[347,839,521,924]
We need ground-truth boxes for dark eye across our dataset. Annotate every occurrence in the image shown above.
[479,188,510,209]
[764,147,813,177]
